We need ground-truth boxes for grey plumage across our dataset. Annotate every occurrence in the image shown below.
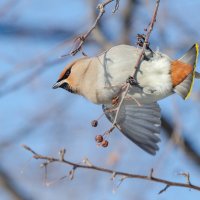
[102,44,198,155]
[178,44,198,66]
[174,74,193,99]
[103,100,161,155]
[53,43,199,155]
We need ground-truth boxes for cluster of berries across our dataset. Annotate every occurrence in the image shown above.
[91,120,109,148]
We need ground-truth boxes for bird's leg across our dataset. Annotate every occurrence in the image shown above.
[112,96,120,106]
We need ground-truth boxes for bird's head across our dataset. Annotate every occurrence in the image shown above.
[52,58,88,94]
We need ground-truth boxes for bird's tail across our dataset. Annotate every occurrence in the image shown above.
[195,71,200,79]
[173,43,199,99]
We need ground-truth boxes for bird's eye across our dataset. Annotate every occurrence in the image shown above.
[64,68,71,78]
[61,68,71,80]
[57,68,71,82]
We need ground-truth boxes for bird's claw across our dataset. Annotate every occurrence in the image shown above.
[112,96,119,106]
[126,76,138,86]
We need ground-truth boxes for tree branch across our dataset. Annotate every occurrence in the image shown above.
[22,145,200,193]
[62,0,120,57]
[111,0,160,127]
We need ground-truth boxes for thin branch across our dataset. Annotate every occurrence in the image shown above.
[111,0,160,126]
[62,0,120,57]
[158,184,170,194]
[22,145,200,193]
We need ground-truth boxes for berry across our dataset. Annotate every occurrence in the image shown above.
[95,135,103,143]
[101,140,109,147]
[91,120,98,127]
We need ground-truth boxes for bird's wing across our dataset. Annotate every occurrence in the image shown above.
[102,100,161,155]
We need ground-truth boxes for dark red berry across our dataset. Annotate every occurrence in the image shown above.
[91,120,98,127]
[101,140,109,147]
[95,135,103,143]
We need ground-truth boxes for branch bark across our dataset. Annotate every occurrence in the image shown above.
[22,145,200,193]
[62,0,120,57]
[111,0,160,126]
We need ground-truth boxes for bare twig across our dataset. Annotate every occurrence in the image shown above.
[22,145,200,193]
[149,168,154,179]
[59,149,66,161]
[111,0,160,127]
[113,175,127,192]
[179,172,192,185]
[62,0,120,57]
[158,184,170,194]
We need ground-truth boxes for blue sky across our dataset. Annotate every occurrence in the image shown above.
[1,0,200,200]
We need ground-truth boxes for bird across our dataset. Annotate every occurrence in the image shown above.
[52,44,199,155]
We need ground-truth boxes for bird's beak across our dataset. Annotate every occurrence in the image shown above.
[52,80,75,93]
[52,81,62,89]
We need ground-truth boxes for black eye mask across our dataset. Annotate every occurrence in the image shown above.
[57,68,71,82]
[60,82,75,93]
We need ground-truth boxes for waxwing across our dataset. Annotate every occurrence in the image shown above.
[53,44,199,155]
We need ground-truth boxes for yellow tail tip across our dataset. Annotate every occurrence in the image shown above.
[185,43,199,99]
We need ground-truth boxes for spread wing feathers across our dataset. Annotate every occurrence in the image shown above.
[178,44,199,66]
[175,43,199,99]
[174,74,192,99]
[102,101,161,155]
